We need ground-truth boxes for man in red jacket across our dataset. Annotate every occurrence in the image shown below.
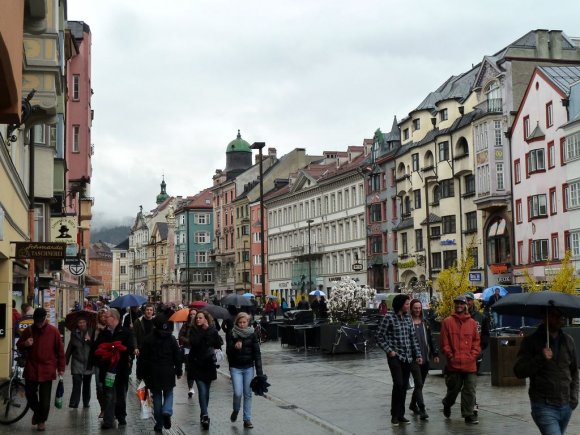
[440,295,480,425]
[16,307,65,431]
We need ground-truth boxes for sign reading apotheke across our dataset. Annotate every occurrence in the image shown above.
[50,217,78,244]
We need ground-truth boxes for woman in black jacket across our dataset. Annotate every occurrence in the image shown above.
[137,315,182,432]
[188,310,223,430]
[226,312,263,429]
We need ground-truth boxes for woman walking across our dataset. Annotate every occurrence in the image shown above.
[409,299,439,420]
[178,308,197,398]
[226,312,263,429]
[137,314,182,432]
[93,308,109,418]
[65,316,94,408]
[188,311,223,430]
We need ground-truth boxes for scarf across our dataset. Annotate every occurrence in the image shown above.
[232,325,255,339]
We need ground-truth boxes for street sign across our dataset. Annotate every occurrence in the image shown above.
[64,257,81,265]
[69,259,86,276]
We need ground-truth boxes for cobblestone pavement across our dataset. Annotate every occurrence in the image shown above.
[4,334,580,434]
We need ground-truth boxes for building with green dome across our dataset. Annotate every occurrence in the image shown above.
[156,176,169,204]
[225,130,252,180]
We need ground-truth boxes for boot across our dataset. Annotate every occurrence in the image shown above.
[201,415,210,430]
[409,402,420,415]
[419,404,429,420]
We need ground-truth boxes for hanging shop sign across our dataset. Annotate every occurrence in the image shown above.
[50,217,78,244]
[14,242,66,259]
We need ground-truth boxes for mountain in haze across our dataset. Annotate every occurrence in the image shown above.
[90,225,131,246]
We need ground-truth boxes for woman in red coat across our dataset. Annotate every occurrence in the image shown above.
[16,308,65,431]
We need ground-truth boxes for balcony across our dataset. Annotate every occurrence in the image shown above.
[453,153,472,176]
[475,98,503,114]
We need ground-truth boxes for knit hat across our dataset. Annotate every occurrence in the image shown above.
[153,314,173,332]
[33,307,47,320]
[392,294,409,313]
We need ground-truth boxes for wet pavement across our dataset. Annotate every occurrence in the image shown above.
[4,332,580,434]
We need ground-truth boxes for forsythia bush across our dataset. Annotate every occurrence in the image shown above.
[435,250,475,320]
[524,250,580,294]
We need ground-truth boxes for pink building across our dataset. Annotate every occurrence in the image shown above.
[511,66,580,282]
[249,201,269,296]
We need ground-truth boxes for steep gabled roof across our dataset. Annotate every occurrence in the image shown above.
[538,65,580,95]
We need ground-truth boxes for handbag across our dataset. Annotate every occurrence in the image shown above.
[213,349,225,365]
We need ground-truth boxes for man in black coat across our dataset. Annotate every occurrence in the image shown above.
[92,308,135,429]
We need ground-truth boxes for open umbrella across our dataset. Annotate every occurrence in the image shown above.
[242,293,255,298]
[189,300,208,309]
[221,294,253,307]
[482,285,508,302]
[492,290,580,345]
[169,308,191,323]
[109,294,147,309]
[309,290,326,297]
[375,293,390,300]
[65,310,97,331]
[200,304,231,319]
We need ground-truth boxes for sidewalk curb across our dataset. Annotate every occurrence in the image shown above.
[212,367,353,435]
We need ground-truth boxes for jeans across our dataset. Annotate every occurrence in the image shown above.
[387,356,412,419]
[195,379,212,417]
[103,378,128,427]
[410,362,429,409]
[531,402,572,435]
[69,374,92,407]
[150,388,174,427]
[230,366,254,422]
[24,380,53,424]
[443,372,477,418]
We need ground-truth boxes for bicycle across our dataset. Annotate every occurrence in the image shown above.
[332,324,377,355]
[253,323,269,343]
[0,352,30,425]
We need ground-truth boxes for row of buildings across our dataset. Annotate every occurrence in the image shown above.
[108,29,580,306]
[1,2,94,377]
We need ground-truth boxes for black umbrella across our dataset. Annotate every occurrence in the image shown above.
[201,304,231,320]
[221,294,253,307]
[250,374,270,396]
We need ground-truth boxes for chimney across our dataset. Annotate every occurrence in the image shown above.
[549,30,563,59]
[267,147,277,159]
[535,29,550,58]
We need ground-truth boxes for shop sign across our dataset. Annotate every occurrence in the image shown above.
[50,217,78,244]
[352,263,363,271]
[440,239,456,246]
[490,263,509,274]
[469,272,482,282]
[14,242,66,259]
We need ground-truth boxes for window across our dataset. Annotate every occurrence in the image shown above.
[571,232,580,257]
[195,232,209,243]
[73,74,80,100]
[72,125,80,152]
[413,190,421,209]
[412,119,421,131]
[440,179,454,198]
[120,266,126,274]
[494,120,502,147]
[514,159,521,184]
[415,229,423,252]
[370,174,380,191]
[527,149,545,175]
[439,141,449,161]
[524,115,530,139]
[470,247,478,268]
[546,101,553,128]
[443,250,458,268]
[432,185,440,204]
[565,132,580,162]
[528,194,548,219]
[465,211,477,232]
[204,270,213,282]
[371,236,381,253]
[440,108,448,121]
[517,241,524,265]
[496,163,504,190]
[464,175,475,195]
[195,252,208,263]
[550,187,557,215]
[442,215,456,234]
[551,233,559,260]
[370,204,381,222]
[33,124,45,144]
[567,181,580,209]
[241,225,250,235]
[34,204,44,242]
[412,153,419,172]
[431,252,442,269]
[49,125,57,148]
[391,197,397,219]
[391,169,396,187]
[531,239,549,262]
[515,199,522,224]
[477,164,490,195]
[403,128,409,140]
[401,233,408,255]
[548,141,555,169]
[431,226,441,238]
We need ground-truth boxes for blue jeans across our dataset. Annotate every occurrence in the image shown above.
[230,366,254,422]
[150,388,174,427]
[531,402,572,435]
[195,380,211,417]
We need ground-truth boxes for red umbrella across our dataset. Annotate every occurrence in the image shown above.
[65,310,97,331]
[189,301,208,309]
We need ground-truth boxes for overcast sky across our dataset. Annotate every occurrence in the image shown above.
[67,0,580,229]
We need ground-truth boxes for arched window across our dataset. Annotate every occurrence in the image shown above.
[487,217,510,264]
[432,185,440,204]
[485,81,502,112]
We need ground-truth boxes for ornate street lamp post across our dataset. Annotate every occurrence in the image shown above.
[251,142,266,297]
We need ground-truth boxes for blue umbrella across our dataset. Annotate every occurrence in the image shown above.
[242,293,255,298]
[109,294,148,309]
[482,286,508,302]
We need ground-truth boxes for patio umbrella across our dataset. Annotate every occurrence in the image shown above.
[169,308,190,323]
[109,294,148,309]
[492,290,580,345]
[309,290,326,297]
[221,294,253,307]
[242,293,255,298]
[65,310,97,331]
[200,304,231,319]
[482,285,508,302]
[189,300,208,309]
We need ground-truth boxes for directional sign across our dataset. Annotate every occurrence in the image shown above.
[69,259,86,276]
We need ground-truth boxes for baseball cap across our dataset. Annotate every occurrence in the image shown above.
[453,295,468,304]
[464,292,475,300]
[33,307,47,320]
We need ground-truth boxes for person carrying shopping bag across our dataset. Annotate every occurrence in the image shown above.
[178,308,197,398]
[65,316,94,408]
[226,312,264,429]
[187,310,223,430]
[137,314,182,432]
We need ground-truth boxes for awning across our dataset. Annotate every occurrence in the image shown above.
[85,275,103,286]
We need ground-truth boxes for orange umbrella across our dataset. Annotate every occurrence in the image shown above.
[169,308,190,322]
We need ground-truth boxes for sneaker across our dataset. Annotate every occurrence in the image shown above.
[243,421,254,428]
[188,387,195,398]
[465,415,479,425]
[391,417,399,426]
[409,403,420,415]
[201,415,210,430]
[398,417,411,424]
[230,410,239,422]
[163,414,171,429]
[442,402,451,418]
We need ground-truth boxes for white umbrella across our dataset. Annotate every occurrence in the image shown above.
[309,290,326,297]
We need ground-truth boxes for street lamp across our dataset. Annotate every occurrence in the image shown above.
[251,142,266,297]
[306,219,314,293]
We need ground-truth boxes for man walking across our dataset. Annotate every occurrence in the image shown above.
[464,292,490,375]
[16,307,65,431]
[134,303,155,353]
[376,294,422,426]
[514,307,578,435]
[440,295,480,425]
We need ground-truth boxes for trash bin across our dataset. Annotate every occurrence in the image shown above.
[490,335,526,386]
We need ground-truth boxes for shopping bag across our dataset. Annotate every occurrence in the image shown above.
[136,380,147,401]
[213,349,225,365]
[407,376,415,390]
[140,390,153,419]
[54,377,64,409]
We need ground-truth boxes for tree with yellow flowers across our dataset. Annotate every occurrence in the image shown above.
[435,246,475,320]
[523,250,580,294]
